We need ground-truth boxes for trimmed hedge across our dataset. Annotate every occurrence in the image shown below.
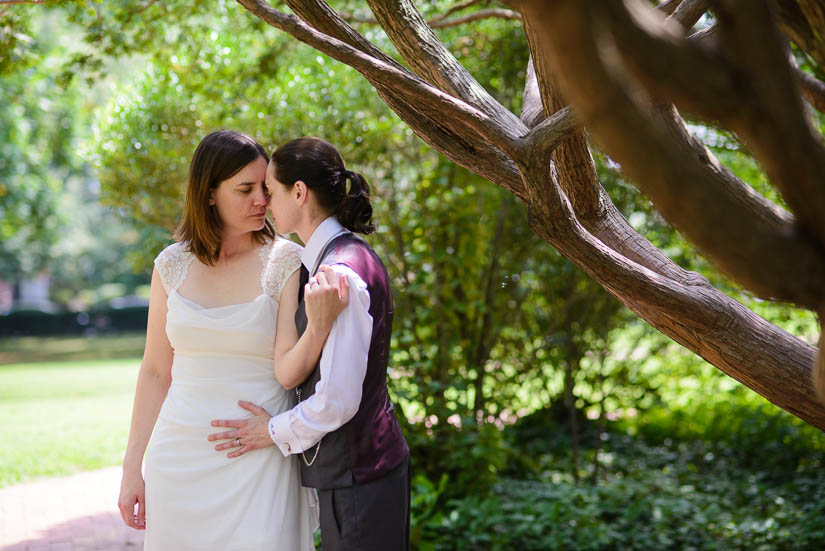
[0,306,149,336]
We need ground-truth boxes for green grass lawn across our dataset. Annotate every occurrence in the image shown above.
[0,357,139,488]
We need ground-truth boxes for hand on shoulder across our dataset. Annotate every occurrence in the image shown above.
[305,264,350,334]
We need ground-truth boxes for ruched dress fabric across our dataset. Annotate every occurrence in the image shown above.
[143,238,317,551]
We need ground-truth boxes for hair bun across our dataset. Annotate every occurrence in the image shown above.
[271,137,376,234]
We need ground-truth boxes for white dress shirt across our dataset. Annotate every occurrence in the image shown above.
[268,217,374,456]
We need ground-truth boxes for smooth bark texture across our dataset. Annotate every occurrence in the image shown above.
[236,0,825,429]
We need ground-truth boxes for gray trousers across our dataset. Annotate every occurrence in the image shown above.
[318,457,410,551]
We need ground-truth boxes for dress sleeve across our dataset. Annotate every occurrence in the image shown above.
[153,242,192,296]
[262,238,303,303]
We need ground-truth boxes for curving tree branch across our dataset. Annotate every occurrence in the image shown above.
[561,0,825,308]
[795,64,825,112]
[776,0,825,69]
[236,0,825,428]
[668,0,710,29]
[242,0,528,197]
[363,0,525,130]
[340,7,521,28]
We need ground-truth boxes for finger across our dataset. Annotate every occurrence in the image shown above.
[119,498,136,527]
[315,271,330,288]
[136,493,146,528]
[339,272,350,302]
[122,503,139,529]
[215,439,242,451]
[238,400,267,415]
[320,264,339,277]
[227,444,252,459]
[319,265,339,282]
[322,271,341,292]
[319,264,339,280]
[118,503,129,526]
[208,429,239,442]
[210,419,246,429]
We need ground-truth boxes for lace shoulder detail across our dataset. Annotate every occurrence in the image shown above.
[261,238,302,303]
[154,242,195,296]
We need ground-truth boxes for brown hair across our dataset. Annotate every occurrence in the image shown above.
[272,137,375,234]
[174,130,274,265]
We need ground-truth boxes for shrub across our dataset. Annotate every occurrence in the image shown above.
[0,306,148,336]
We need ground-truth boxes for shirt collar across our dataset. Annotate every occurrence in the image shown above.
[300,216,347,271]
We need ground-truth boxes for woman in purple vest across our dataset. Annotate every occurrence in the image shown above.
[210,137,410,551]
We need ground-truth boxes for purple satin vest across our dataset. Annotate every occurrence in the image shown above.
[295,233,409,489]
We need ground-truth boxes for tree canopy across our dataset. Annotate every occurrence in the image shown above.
[2,0,825,433]
[224,0,825,430]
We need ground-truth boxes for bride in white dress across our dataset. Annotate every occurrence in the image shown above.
[117,130,346,550]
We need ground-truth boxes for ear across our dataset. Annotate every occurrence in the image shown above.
[209,192,216,206]
[293,180,309,206]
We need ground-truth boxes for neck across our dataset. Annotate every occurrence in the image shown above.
[218,230,256,260]
[296,211,331,245]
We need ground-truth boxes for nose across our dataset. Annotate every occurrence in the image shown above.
[253,185,268,206]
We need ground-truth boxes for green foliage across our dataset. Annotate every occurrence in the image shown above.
[407,419,512,502]
[0,305,149,336]
[80,3,639,451]
[410,400,825,551]
[0,7,38,75]
[0,17,79,276]
[629,399,825,474]
[0,11,151,305]
[416,467,825,551]
[410,472,449,551]
[3,7,825,550]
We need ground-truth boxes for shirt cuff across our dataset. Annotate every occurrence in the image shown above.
[268,411,298,457]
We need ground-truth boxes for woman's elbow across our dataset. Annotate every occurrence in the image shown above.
[140,361,172,389]
[279,378,298,391]
[274,368,299,390]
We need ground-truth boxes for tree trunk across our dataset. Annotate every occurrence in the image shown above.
[563,342,581,483]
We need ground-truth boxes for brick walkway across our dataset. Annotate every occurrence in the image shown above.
[0,467,144,550]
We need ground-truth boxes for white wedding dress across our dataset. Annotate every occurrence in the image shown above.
[143,238,317,551]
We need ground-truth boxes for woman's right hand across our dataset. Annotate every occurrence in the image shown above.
[118,469,146,530]
[304,264,350,335]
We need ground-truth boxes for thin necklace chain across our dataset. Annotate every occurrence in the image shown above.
[295,387,321,466]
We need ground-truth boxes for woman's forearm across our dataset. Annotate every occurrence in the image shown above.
[272,266,348,389]
[122,364,171,472]
[273,321,330,389]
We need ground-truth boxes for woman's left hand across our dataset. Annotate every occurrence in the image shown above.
[209,401,275,458]
[305,265,349,334]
